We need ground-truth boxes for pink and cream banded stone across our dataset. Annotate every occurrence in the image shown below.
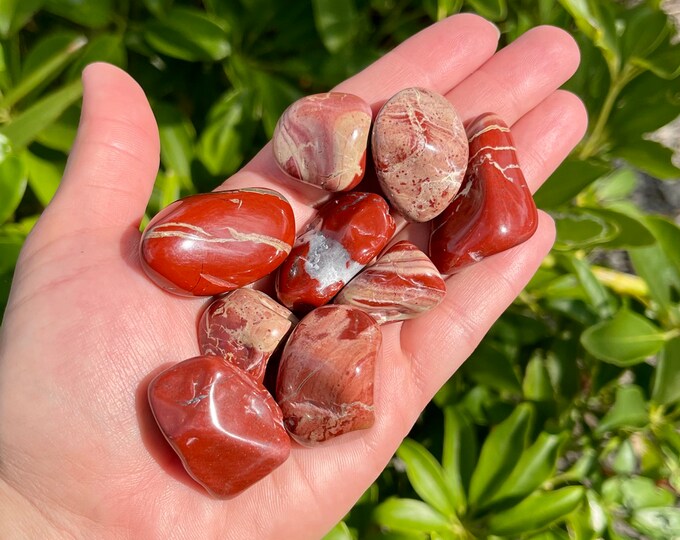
[372,87,468,222]
[198,289,298,383]
[334,240,446,324]
[272,92,373,191]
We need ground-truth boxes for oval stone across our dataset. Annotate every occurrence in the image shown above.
[276,192,396,312]
[276,305,381,445]
[273,92,372,191]
[141,188,295,296]
[198,289,297,383]
[334,240,446,324]
[148,355,291,498]
[429,113,538,273]
[372,87,468,222]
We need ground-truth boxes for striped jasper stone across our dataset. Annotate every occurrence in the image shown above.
[429,113,538,274]
[334,241,446,324]
[141,189,295,296]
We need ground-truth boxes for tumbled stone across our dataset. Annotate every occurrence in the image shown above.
[276,192,396,312]
[372,87,468,222]
[334,240,446,324]
[276,305,381,445]
[198,289,297,383]
[148,355,291,498]
[141,189,295,296]
[429,113,538,273]
[273,92,372,191]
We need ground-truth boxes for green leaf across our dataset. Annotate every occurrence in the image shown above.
[0,0,42,38]
[44,0,113,28]
[24,151,62,206]
[523,354,554,402]
[144,7,230,62]
[468,403,533,508]
[652,337,680,406]
[253,71,301,138]
[583,207,655,248]
[0,79,82,150]
[629,242,680,318]
[154,102,195,184]
[644,216,680,278]
[0,139,27,224]
[465,0,507,21]
[614,140,680,180]
[634,39,680,79]
[196,89,256,176]
[463,340,522,394]
[35,105,79,153]
[631,507,680,539]
[620,5,668,63]
[596,385,648,435]
[373,498,450,533]
[561,254,617,318]
[553,208,618,250]
[611,437,637,475]
[486,486,584,535]
[581,308,666,366]
[442,406,474,515]
[619,476,675,510]
[397,439,457,518]
[535,158,610,209]
[311,0,359,53]
[486,432,565,509]
[558,0,619,75]
[2,32,86,109]
[322,521,353,540]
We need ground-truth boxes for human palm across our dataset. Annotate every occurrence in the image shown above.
[0,14,586,539]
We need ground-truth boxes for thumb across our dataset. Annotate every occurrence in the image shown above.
[43,62,160,234]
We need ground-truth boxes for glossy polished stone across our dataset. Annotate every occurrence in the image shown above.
[273,92,372,191]
[276,305,381,445]
[334,240,446,324]
[148,355,291,498]
[372,87,468,222]
[276,192,396,312]
[429,113,538,274]
[141,189,295,296]
[198,289,297,383]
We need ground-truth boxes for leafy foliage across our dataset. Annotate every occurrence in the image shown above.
[1,1,679,539]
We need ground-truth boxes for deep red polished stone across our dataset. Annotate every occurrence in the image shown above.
[276,192,396,312]
[141,188,295,296]
[334,240,446,324]
[198,289,297,383]
[372,87,468,222]
[148,355,291,498]
[429,113,538,273]
[273,92,372,191]
[276,305,381,445]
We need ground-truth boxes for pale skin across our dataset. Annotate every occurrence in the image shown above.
[0,14,587,540]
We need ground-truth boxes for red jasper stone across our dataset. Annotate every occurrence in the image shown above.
[273,92,372,191]
[276,192,396,312]
[429,113,539,273]
[198,289,297,383]
[276,305,381,445]
[141,189,295,296]
[334,240,446,324]
[148,355,291,498]
[372,87,468,222]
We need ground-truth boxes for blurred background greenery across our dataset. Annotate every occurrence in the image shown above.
[1,0,680,538]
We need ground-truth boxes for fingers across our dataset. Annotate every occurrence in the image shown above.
[448,25,581,124]
[43,63,160,234]
[220,14,502,223]
[398,211,557,408]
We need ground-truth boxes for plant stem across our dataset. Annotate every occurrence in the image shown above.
[590,265,649,299]
[578,65,640,161]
